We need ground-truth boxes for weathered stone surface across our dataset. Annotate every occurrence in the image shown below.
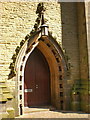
[0,2,61,85]
[0,2,89,117]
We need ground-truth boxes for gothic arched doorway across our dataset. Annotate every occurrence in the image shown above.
[15,33,67,116]
[24,47,51,107]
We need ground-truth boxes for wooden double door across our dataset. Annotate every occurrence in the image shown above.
[24,47,51,107]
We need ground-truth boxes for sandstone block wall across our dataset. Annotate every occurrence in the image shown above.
[0,2,89,114]
[0,2,61,90]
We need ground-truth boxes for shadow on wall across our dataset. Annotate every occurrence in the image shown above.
[60,2,81,111]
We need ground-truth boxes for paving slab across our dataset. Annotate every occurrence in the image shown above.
[16,108,89,119]
[24,107,50,113]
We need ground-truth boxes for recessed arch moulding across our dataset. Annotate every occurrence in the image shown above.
[14,31,68,116]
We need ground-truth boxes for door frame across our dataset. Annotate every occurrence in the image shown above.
[15,32,68,116]
[24,47,51,107]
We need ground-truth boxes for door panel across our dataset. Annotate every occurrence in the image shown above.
[24,47,51,107]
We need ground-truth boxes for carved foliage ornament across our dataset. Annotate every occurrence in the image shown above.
[8,3,45,79]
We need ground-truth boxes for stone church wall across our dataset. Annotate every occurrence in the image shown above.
[0,2,89,115]
[0,2,61,92]
[61,3,80,110]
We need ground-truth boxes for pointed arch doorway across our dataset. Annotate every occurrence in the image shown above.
[24,47,51,107]
[15,34,67,116]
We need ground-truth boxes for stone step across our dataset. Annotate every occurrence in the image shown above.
[24,107,49,114]
[24,106,56,114]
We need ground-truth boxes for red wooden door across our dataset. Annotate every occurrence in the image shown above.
[24,47,51,107]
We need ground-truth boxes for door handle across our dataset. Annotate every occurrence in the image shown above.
[36,85,38,88]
